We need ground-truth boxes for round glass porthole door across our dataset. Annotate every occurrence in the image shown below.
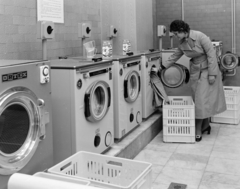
[0,87,43,175]
[124,71,140,103]
[160,64,185,88]
[85,81,111,122]
[220,53,238,70]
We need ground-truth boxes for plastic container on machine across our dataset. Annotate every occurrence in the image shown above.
[123,39,131,55]
[163,96,195,143]
[102,40,112,59]
[48,151,152,189]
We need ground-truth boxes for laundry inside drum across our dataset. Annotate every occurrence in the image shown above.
[163,66,183,86]
[0,104,29,154]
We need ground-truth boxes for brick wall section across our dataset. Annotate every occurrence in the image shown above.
[0,0,101,60]
[184,0,232,54]
[153,0,182,50]
[1,0,239,59]
[154,0,240,55]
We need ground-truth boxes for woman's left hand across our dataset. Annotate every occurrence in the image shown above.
[208,75,216,85]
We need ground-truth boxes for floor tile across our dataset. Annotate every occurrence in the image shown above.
[151,165,164,182]
[218,127,240,137]
[152,182,170,189]
[198,172,240,189]
[165,153,209,171]
[214,135,240,146]
[210,150,240,161]
[154,166,203,189]
[211,144,240,160]
[145,140,179,153]
[206,157,240,175]
[219,124,240,129]
[134,148,173,166]
[134,118,240,189]
[176,143,213,156]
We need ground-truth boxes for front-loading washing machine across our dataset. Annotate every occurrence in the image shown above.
[112,54,142,140]
[0,60,53,189]
[140,50,161,119]
[50,59,114,164]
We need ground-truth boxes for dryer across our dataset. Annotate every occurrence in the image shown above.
[50,59,114,164]
[140,50,161,119]
[0,60,53,189]
[112,54,142,140]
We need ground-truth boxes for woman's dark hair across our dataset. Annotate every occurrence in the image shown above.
[170,20,190,33]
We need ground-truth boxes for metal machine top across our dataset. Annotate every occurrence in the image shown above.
[0,60,47,67]
[50,58,112,70]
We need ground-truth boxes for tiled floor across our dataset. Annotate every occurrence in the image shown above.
[134,122,240,189]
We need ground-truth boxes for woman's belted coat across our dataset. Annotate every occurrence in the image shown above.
[164,30,226,119]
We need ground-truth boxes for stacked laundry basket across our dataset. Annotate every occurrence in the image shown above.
[8,152,152,189]
[211,86,240,125]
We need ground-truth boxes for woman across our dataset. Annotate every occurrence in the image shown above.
[160,20,226,142]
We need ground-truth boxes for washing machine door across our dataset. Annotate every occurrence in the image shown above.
[220,53,238,70]
[124,70,141,103]
[84,80,111,122]
[0,87,47,175]
[160,63,189,88]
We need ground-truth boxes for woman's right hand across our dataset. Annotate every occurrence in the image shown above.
[151,67,159,73]
[151,66,162,73]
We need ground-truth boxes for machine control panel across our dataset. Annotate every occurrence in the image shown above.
[40,65,50,84]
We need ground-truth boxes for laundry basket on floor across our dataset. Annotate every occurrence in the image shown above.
[48,151,152,189]
[211,86,240,124]
[163,96,195,143]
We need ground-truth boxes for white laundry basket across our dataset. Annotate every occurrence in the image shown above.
[163,96,195,143]
[34,172,91,186]
[211,86,240,124]
[48,151,152,189]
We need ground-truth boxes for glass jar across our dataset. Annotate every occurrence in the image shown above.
[123,39,131,55]
[102,40,112,59]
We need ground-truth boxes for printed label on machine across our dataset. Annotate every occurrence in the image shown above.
[2,71,27,82]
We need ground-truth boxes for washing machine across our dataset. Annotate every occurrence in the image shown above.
[161,49,192,96]
[0,60,53,189]
[140,50,161,119]
[50,58,114,164]
[112,54,142,140]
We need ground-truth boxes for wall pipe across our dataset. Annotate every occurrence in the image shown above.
[42,39,47,60]
[181,0,184,20]
[231,0,236,53]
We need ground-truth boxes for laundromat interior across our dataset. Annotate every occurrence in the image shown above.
[1,0,240,189]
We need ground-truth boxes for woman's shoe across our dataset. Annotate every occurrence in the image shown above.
[202,126,211,135]
[196,135,202,142]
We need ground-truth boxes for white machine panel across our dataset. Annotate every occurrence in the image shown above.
[0,60,53,189]
[140,50,161,119]
[112,54,142,140]
[50,58,114,164]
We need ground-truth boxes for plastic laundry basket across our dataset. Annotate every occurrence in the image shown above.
[211,86,240,124]
[163,96,195,143]
[33,172,91,186]
[48,151,152,189]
